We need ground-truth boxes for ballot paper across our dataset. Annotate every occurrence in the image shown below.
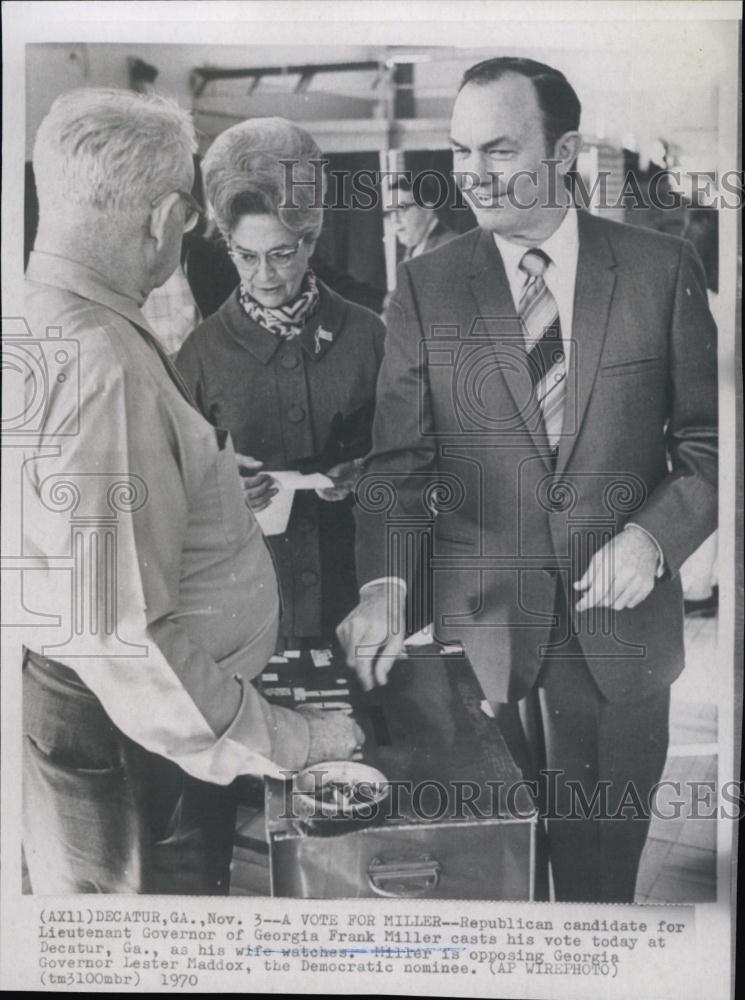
[253,471,335,536]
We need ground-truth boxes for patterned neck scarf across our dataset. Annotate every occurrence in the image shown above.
[238,271,320,339]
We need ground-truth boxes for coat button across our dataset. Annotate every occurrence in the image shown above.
[288,405,305,423]
[300,570,318,586]
[281,352,299,369]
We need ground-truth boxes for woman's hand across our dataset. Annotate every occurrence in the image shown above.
[235,453,278,512]
[316,458,364,502]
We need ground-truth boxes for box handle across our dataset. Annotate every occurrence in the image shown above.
[367,852,441,897]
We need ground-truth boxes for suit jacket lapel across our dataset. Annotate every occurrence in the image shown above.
[555,212,617,473]
[467,230,553,465]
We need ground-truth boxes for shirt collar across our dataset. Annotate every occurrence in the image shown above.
[26,250,159,337]
[493,205,579,278]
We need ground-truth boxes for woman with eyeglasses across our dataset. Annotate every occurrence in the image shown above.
[176,118,385,650]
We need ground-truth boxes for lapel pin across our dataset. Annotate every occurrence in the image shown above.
[314,326,334,353]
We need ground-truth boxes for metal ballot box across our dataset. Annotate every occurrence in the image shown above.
[255,648,535,900]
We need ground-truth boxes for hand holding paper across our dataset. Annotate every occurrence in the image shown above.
[235,453,277,512]
[252,470,336,536]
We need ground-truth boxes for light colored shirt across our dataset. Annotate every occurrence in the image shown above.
[141,262,201,357]
[493,205,579,367]
[22,251,310,784]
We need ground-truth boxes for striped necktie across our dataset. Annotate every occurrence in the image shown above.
[518,249,567,451]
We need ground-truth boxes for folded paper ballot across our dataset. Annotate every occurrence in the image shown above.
[269,471,336,492]
[253,471,335,536]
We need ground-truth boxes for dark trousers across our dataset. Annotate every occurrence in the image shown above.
[22,650,237,895]
[495,632,670,903]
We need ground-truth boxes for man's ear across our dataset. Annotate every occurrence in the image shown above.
[148,192,181,250]
[553,131,583,175]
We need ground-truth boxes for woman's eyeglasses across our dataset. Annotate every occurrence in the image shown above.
[227,237,305,272]
[151,189,204,233]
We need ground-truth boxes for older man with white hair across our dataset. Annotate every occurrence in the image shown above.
[22,88,361,895]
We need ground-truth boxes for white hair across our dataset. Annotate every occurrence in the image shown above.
[33,88,197,215]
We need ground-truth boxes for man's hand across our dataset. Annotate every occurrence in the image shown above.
[336,581,406,691]
[235,453,277,512]
[298,706,365,765]
[574,527,660,612]
[316,458,363,502]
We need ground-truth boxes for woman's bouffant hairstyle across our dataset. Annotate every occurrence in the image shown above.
[202,117,326,241]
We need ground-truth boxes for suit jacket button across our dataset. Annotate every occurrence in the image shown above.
[300,570,318,586]
[288,405,305,423]
[281,352,299,369]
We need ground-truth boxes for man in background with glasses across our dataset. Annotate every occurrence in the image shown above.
[21,88,361,895]
[384,174,457,262]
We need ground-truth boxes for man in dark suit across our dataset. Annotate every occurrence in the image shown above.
[338,57,717,902]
